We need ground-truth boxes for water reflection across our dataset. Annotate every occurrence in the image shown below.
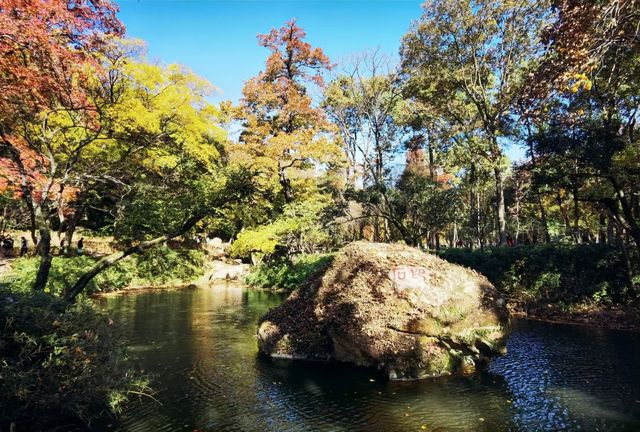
[96,284,640,432]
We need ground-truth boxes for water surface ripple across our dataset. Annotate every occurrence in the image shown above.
[94,284,640,432]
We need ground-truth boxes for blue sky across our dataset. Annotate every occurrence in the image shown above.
[115,0,525,161]
[116,0,423,103]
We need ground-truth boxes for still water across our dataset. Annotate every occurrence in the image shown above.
[99,283,640,432]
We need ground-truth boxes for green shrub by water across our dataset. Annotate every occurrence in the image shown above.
[0,287,149,429]
[0,245,206,296]
[438,244,633,306]
[245,253,335,290]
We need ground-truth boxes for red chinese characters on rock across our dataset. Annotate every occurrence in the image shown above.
[389,266,426,281]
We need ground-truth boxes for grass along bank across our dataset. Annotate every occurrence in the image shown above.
[0,283,150,429]
[0,245,207,298]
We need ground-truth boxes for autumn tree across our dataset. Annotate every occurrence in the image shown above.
[521,0,640,286]
[233,20,342,205]
[0,0,123,290]
[0,33,248,298]
[0,0,123,121]
[400,0,550,245]
[57,44,247,300]
[529,0,640,99]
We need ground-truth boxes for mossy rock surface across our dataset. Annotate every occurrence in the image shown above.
[257,242,509,380]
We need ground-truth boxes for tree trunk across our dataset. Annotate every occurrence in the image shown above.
[572,183,581,244]
[607,212,615,245]
[557,191,571,236]
[64,213,205,302]
[57,199,66,253]
[478,191,485,251]
[64,224,76,256]
[278,164,293,203]
[33,212,52,291]
[616,226,636,296]
[0,205,8,236]
[526,131,550,243]
[63,205,84,256]
[609,176,640,251]
[515,181,521,246]
[428,140,435,180]
[536,194,550,243]
[373,214,381,242]
[0,137,38,244]
[598,211,606,243]
[494,166,506,245]
[469,163,480,249]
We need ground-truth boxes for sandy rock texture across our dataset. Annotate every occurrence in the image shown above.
[257,241,509,380]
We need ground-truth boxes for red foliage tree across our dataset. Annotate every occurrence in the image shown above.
[258,19,333,86]
[0,0,124,122]
[0,0,123,291]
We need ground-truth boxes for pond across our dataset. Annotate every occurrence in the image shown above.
[97,283,640,432]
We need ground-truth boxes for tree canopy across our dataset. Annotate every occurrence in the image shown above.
[0,1,639,300]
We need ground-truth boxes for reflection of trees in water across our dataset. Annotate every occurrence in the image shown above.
[101,291,640,432]
[251,356,516,431]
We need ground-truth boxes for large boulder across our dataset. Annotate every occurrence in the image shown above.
[257,242,509,380]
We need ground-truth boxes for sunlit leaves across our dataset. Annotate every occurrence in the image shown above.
[233,20,343,205]
[0,0,124,125]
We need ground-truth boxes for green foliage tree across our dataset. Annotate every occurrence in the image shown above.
[323,52,405,241]
[231,196,335,259]
[400,0,550,245]
[391,170,463,247]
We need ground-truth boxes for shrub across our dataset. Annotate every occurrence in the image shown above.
[230,197,335,259]
[0,288,149,429]
[129,246,206,286]
[1,256,103,296]
[245,253,335,290]
[438,244,631,305]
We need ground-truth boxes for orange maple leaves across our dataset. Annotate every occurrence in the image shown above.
[0,0,124,122]
[258,19,333,86]
[0,1,122,215]
[0,136,78,212]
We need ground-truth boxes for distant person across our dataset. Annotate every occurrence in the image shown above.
[77,237,84,256]
[20,236,28,257]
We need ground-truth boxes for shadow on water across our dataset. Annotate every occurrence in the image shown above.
[89,284,640,432]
